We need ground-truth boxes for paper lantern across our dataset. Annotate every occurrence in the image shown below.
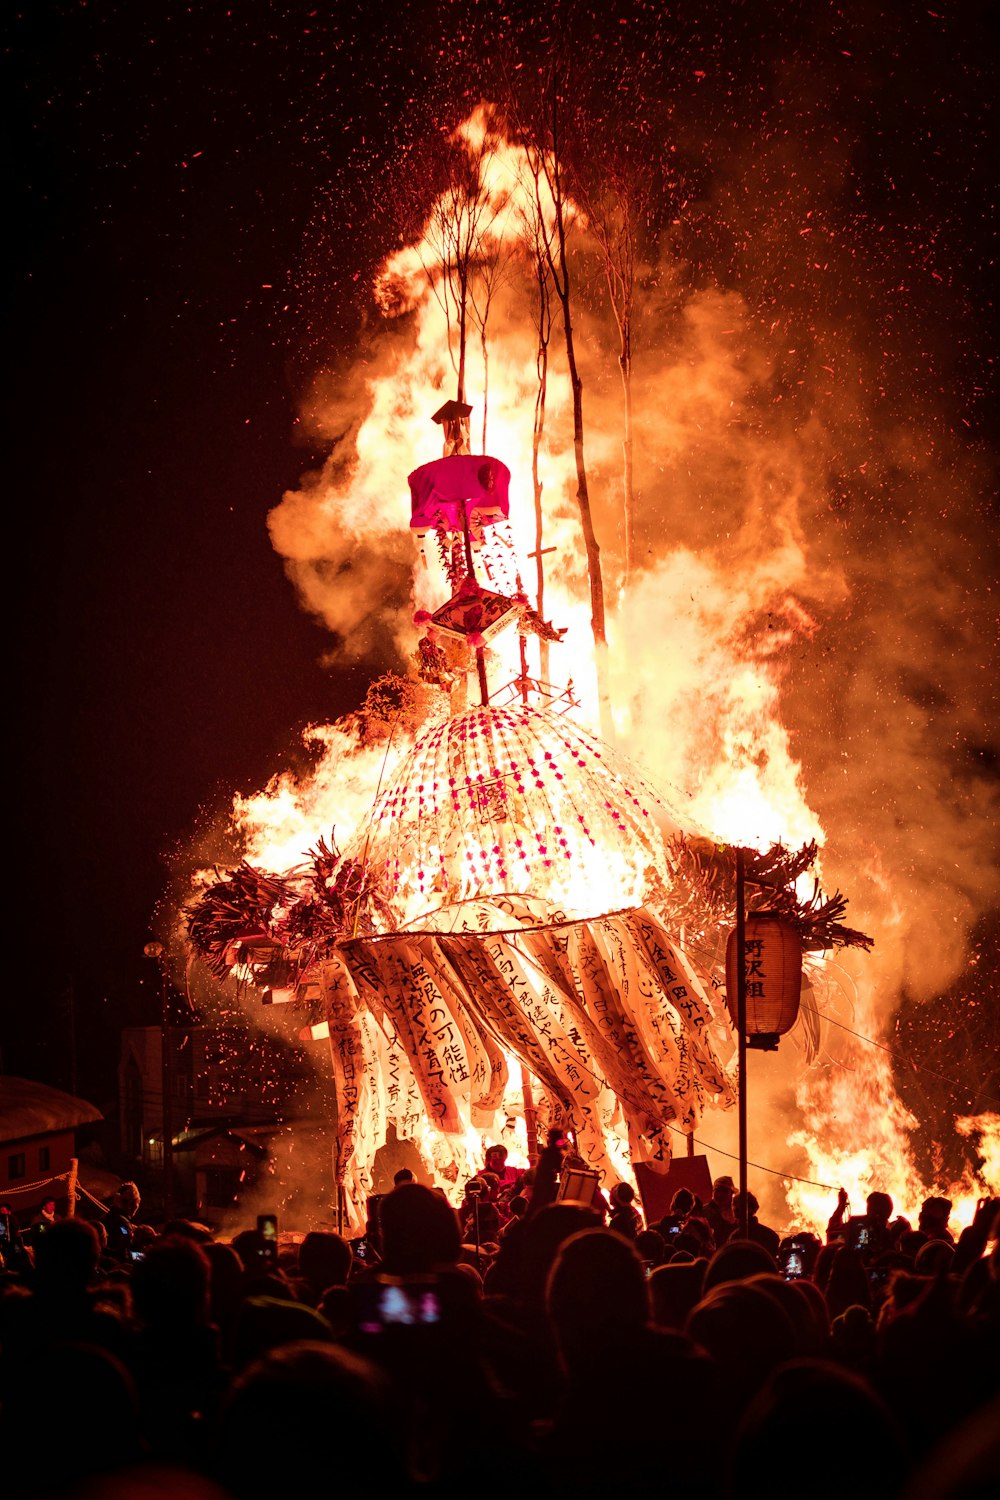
[725,911,802,1051]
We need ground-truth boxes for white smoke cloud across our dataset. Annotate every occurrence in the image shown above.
[184,95,997,1230]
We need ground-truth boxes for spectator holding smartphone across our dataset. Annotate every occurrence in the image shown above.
[0,1203,30,1273]
[827,1188,899,1262]
[29,1196,59,1244]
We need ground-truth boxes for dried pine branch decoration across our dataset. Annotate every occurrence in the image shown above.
[662,834,873,955]
[186,828,397,985]
[184,861,296,979]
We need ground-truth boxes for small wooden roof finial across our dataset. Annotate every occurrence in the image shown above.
[432,398,473,456]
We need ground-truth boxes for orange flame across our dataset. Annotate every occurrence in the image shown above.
[180,103,997,1233]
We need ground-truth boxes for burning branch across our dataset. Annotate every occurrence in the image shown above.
[664,834,874,955]
[185,832,396,986]
[351,671,438,746]
[517,597,567,644]
[184,861,296,980]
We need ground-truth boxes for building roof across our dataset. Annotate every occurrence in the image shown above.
[0,1077,104,1143]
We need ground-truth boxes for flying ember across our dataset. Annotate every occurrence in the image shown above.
[173,101,997,1237]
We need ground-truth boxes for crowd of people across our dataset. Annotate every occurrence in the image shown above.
[0,1135,997,1500]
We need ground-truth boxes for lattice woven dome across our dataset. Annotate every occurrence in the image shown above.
[350,702,701,930]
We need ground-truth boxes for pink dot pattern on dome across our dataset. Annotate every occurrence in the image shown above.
[356,703,669,920]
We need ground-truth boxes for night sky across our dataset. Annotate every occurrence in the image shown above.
[7,1,996,1113]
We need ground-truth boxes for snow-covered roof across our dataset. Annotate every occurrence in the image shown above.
[0,1077,104,1143]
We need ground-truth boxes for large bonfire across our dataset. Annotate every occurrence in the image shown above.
[176,101,996,1236]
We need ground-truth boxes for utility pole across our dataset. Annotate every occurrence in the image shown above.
[144,941,174,1222]
[735,848,749,1238]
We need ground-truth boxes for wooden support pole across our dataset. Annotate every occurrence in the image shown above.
[736,847,749,1238]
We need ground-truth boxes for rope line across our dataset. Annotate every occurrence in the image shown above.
[1,1173,110,1213]
[74,1183,111,1213]
[660,1120,838,1194]
[0,1171,71,1197]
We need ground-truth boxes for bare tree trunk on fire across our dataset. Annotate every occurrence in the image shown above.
[582,170,640,592]
[469,226,516,453]
[410,116,507,429]
[518,173,555,688]
[522,67,613,739]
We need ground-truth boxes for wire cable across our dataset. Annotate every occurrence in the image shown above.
[801,999,999,1109]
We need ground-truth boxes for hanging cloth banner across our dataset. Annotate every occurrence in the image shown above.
[436,934,579,1118]
[334,902,736,1192]
[349,937,471,1135]
[621,908,737,1115]
[556,919,682,1138]
[369,1009,427,1146]
[318,953,370,1231]
[423,935,509,1120]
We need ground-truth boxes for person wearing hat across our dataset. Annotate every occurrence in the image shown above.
[703,1175,738,1249]
[917,1196,955,1245]
[104,1181,141,1261]
[482,1144,522,1193]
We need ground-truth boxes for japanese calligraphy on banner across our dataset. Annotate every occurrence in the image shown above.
[441,929,620,1180]
[317,953,370,1231]
[332,902,735,1197]
[558,919,683,1142]
[622,908,737,1110]
[423,937,509,1121]
[350,938,469,1135]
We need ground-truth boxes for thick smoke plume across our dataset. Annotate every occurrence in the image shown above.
[182,16,997,1229]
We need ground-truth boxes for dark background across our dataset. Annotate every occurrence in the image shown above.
[6,1,996,1115]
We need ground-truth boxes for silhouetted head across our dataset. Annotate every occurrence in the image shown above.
[297,1231,353,1292]
[609,1181,636,1208]
[130,1233,212,1330]
[515,1202,603,1303]
[33,1216,101,1295]
[231,1296,334,1369]
[505,1194,529,1223]
[649,1258,708,1329]
[546,1227,649,1369]
[728,1357,908,1500]
[1,1341,145,1494]
[733,1190,760,1221]
[702,1237,777,1292]
[712,1175,736,1203]
[866,1191,893,1225]
[914,1239,955,1276]
[116,1182,141,1217]
[635,1227,667,1266]
[377,1183,462,1273]
[685,1279,798,1416]
[918,1197,953,1236]
[212,1340,403,1494]
[204,1241,245,1324]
